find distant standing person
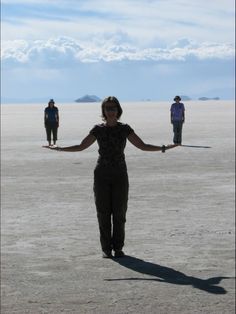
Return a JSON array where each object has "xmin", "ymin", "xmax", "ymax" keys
[
  {"xmin": 44, "ymin": 99, "xmax": 59, "ymax": 147},
  {"xmin": 170, "ymin": 96, "xmax": 185, "ymax": 145}
]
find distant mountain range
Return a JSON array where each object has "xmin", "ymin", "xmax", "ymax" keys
[
  {"xmin": 1, "ymin": 95, "xmax": 223, "ymax": 104},
  {"xmin": 74, "ymin": 94, "xmax": 221, "ymax": 103},
  {"xmin": 198, "ymin": 97, "xmax": 220, "ymax": 101},
  {"xmin": 177, "ymin": 95, "xmax": 220, "ymax": 101}
]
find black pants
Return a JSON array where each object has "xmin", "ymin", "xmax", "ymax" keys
[
  {"xmin": 93, "ymin": 165, "xmax": 129, "ymax": 252},
  {"xmin": 45, "ymin": 125, "xmax": 58, "ymax": 143},
  {"xmin": 172, "ymin": 121, "xmax": 183, "ymax": 144}
]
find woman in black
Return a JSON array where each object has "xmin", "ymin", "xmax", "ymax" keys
[{"xmin": 44, "ymin": 96, "xmax": 177, "ymax": 258}]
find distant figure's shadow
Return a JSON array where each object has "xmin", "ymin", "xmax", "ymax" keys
[
  {"xmin": 181, "ymin": 144, "xmax": 211, "ymax": 148},
  {"xmin": 106, "ymin": 256, "xmax": 230, "ymax": 294}
]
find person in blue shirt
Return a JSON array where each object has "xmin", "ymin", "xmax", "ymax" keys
[
  {"xmin": 170, "ymin": 96, "xmax": 185, "ymax": 145},
  {"xmin": 44, "ymin": 99, "xmax": 59, "ymax": 147}
]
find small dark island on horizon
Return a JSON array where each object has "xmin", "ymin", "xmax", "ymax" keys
[
  {"xmin": 198, "ymin": 97, "xmax": 220, "ymax": 101},
  {"xmin": 179, "ymin": 95, "xmax": 192, "ymax": 101},
  {"xmin": 75, "ymin": 95, "xmax": 101, "ymax": 103}
]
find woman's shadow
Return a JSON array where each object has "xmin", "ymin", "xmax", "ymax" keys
[{"xmin": 106, "ymin": 256, "xmax": 231, "ymax": 294}]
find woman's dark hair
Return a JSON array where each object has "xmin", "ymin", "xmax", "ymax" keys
[{"xmin": 101, "ymin": 96, "xmax": 123, "ymax": 121}]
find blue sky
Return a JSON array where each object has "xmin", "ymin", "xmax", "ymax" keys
[{"xmin": 1, "ymin": 0, "xmax": 235, "ymax": 102}]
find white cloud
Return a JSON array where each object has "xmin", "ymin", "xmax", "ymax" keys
[{"xmin": 1, "ymin": 37, "xmax": 234, "ymax": 67}]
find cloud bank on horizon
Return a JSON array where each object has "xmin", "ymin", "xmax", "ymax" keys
[{"xmin": 1, "ymin": 0, "xmax": 235, "ymax": 101}]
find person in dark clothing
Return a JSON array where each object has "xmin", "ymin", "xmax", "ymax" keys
[
  {"xmin": 170, "ymin": 96, "xmax": 185, "ymax": 145},
  {"xmin": 43, "ymin": 96, "xmax": 177, "ymax": 258},
  {"xmin": 44, "ymin": 99, "xmax": 59, "ymax": 146}
]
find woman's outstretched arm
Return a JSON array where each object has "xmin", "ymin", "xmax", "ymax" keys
[
  {"xmin": 43, "ymin": 134, "xmax": 96, "ymax": 152},
  {"xmin": 128, "ymin": 132, "xmax": 177, "ymax": 152}
]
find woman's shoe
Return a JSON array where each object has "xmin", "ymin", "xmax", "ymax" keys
[
  {"xmin": 114, "ymin": 250, "xmax": 125, "ymax": 258},
  {"xmin": 102, "ymin": 250, "xmax": 113, "ymax": 258}
]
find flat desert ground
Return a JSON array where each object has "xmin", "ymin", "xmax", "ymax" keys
[{"xmin": 1, "ymin": 101, "xmax": 235, "ymax": 314}]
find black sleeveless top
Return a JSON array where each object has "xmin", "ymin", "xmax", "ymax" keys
[{"xmin": 89, "ymin": 122, "xmax": 134, "ymax": 167}]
